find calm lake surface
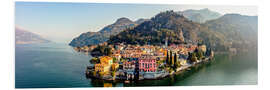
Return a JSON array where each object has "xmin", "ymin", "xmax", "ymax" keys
[{"xmin": 15, "ymin": 43, "xmax": 257, "ymax": 88}]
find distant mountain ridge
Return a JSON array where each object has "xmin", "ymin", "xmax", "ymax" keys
[
  {"xmin": 178, "ymin": 8, "xmax": 222, "ymax": 23},
  {"xmin": 204, "ymin": 14, "xmax": 258, "ymax": 50},
  {"xmin": 15, "ymin": 27, "xmax": 50, "ymax": 44},
  {"xmin": 69, "ymin": 18, "xmax": 149, "ymax": 47}
]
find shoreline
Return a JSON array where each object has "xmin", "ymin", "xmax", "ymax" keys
[{"xmin": 85, "ymin": 57, "xmax": 213, "ymax": 82}]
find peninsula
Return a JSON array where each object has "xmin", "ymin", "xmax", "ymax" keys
[{"xmin": 83, "ymin": 42, "xmax": 214, "ymax": 81}]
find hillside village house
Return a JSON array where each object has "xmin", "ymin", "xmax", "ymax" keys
[{"xmin": 121, "ymin": 50, "xmax": 143, "ymax": 58}]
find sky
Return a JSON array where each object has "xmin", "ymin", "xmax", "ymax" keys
[{"xmin": 15, "ymin": 2, "xmax": 257, "ymax": 43}]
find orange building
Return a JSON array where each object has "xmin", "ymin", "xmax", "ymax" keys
[{"xmin": 100, "ymin": 56, "xmax": 113, "ymax": 65}]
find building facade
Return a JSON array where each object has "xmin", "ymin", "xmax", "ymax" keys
[
  {"xmin": 94, "ymin": 56, "xmax": 113, "ymax": 72},
  {"xmin": 139, "ymin": 57, "xmax": 157, "ymax": 72}
]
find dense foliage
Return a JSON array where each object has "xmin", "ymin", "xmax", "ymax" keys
[{"xmin": 91, "ymin": 45, "xmax": 112, "ymax": 56}]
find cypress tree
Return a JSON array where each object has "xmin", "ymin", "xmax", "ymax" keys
[
  {"xmin": 170, "ymin": 51, "xmax": 173, "ymax": 66},
  {"xmin": 166, "ymin": 50, "xmax": 169, "ymax": 65},
  {"xmin": 174, "ymin": 53, "xmax": 177, "ymax": 67}
]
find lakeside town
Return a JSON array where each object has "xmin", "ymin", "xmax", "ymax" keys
[
  {"xmin": 68, "ymin": 10, "xmax": 256, "ymax": 83},
  {"xmin": 14, "ymin": 2, "xmax": 258, "ymax": 88},
  {"xmin": 73, "ymin": 40, "xmax": 214, "ymax": 82}
]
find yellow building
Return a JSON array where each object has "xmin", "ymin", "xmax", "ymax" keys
[
  {"xmin": 100, "ymin": 56, "xmax": 113, "ymax": 65},
  {"xmin": 95, "ymin": 64, "xmax": 111, "ymax": 72},
  {"xmin": 94, "ymin": 56, "xmax": 113, "ymax": 72}
]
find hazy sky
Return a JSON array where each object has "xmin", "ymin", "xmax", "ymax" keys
[{"xmin": 15, "ymin": 2, "xmax": 257, "ymax": 43}]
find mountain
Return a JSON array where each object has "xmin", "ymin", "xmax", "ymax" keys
[
  {"xmin": 70, "ymin": 10, "xmax": 257, "ymax": 52},
  {"xmin": 178, "ymin": 8, "xmax": 222, "ymax": 23},
  {"xmin": 204, "ymin": 14, "xmax": 258, "ymax": 50},
  {"xmin": 69, "ymin": 17, "xmax": 137, "ymax": 47},
  {"xmin": 108, "ymin": 11, "xmax": 226, "ymax": 50},
  {"xmin": 108, "ymin": 11, "xmax": 257, "ymax": 52},
  {"xmin": 135, "ymin": 18, "xmax": 151, "ymax": 24},
  {"xmin": 15, "ymin": 27, "xmax": 50, "ymax": 44}
]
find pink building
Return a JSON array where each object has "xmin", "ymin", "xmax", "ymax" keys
[{"xmin": 139, "ymin": 58, "xmax": 157, "ymax": 72}]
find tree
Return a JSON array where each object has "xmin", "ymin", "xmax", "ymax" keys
[
  {"xmin": 196, "ymin": 49, "xmax": 204, "ymax": 60},
  {"xmin": 120, "ymin": 58, "xmax": 124, "ymax": 62},
  {"xmin": 169, "ymin": 51, "xmax": 173, "ymax": 65},
  {"xmin": 206, "ymin": 48, "xmax": 212, "ymax": 57},
  {"xmin": 99, "ymin": 45, "xmax": 105, "ymax": 54},
  {"xmin": 113, "ymin": 57, "xmax": 117, "ymax": 63},
  {"xmin": 176, "ymin": 61, "xmax": 181, "ymax": 67},
  {"xmin": 174, "ymin": 53, "xmax": 177, "ymax": 68},
  {"xmin": 111, "ymin": 71, "xmax": 116, "ymax": 77},
  {"xmin": 104, "ymin": 47, "xmax": 112, "ymax": 56},
  {"xmin": 191, "ymin": 53, "xmax": 197, "ymax": 63},
  {"xmin": 169, "ymin": 67, "xmax": 174, "ymax": 73},
  {"xmin": 90, "ymin": 57, "xmax": 100, "ymax": 64},
  {"xmin": 166, "ymin": 50, "xmax": 170, "ymax": 66}
]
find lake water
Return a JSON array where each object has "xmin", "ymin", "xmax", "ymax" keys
[{"xmin": 15, "ymin": 43, "xmax": 257, "ymax": 88}]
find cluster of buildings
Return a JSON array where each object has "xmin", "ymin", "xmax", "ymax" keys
[
  {"xmin": 94, "ymin": 56, "xmax": 119, "ymax": 73},
  {"xmin": 88, "ymin": 43, "xmax": 206, "ymax": 80}
]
